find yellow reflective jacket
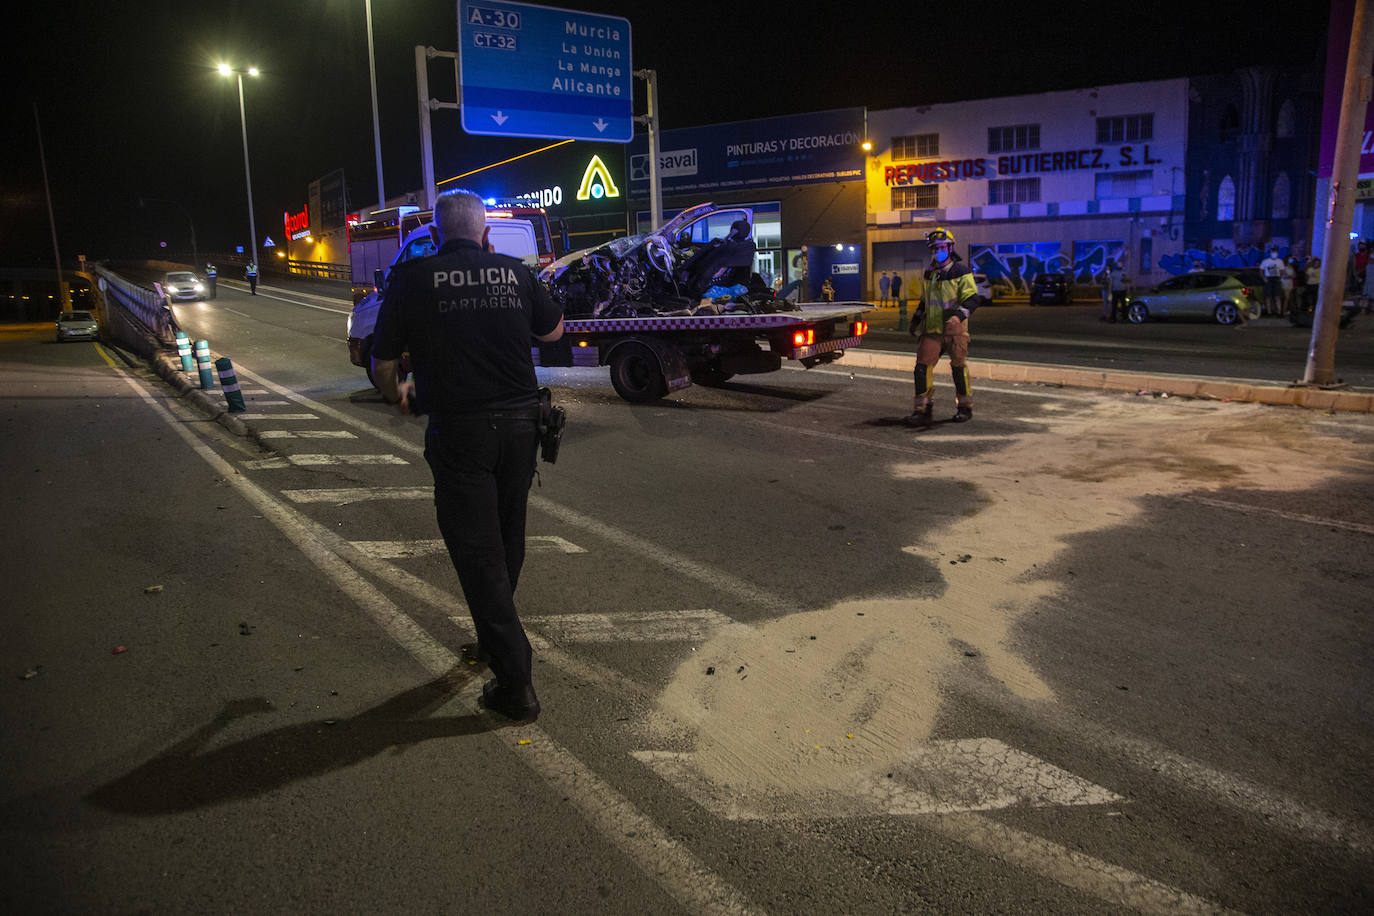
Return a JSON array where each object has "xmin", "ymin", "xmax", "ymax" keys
[{"xmin": 917, "ymin": 261, "xmax": 979, "ymax": 334}]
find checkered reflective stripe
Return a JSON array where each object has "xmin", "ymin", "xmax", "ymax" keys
[
  {"xmin": 564, "ymin": 314, "xmax": 808, "ymax": 332},
  {"xmin": 793, "ymin": 335, "xmax": 862, "ymax": 360}
]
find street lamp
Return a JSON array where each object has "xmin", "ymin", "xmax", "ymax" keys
[
  {"xmin": 365, "ymin": 0, "xmax": 386, "ymax": 211},
  {"xmin": 218, "ymin": 63, "xmax": 261, "ymax": 272}
]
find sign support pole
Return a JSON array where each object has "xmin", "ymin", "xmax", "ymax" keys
[{"xmin": 634, "ymin": 69, "xmax": 662, "ymax": 231}]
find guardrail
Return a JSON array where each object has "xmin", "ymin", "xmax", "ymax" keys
[
  {"xmin": 285, "ymin": 258, "xmax": 350, "ymax": 281},
  {"xmin": 91, "ymin": 264, "xmax": 178, "ymax": 357}
]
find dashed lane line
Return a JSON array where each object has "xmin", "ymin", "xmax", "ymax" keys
[{"xmin": 116, "ymin": 365, "xmax": 765, "ymax": 916}]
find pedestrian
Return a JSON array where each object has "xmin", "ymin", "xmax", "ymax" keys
[
  {"xmin": 244, "ymin": 262, "xmax": 259, "ymax": 295},
  {"xmin": 1111, "ymin": 259, "xmax": 1130, "ymax": 321},
  {"xmin": 905, "ymin": 227, "xmax": 988, "ymax": 427},
  {"xmin": 1304, "ymin": 257, "xmax": 1321, "ymax": 311},
  {"xmin": 205, "ymin": 263, "xmax": 218, "ymax": 299},
  {"xmin": 890, "ymin": 272, "xmax": 903, "ymax": 311},
  {"xmin": 821, "ymin": 276, "xmax": 835, "ymax": 302},
  {"xmin": 878, "ymin": 271, "xmax": 890, "ymax": 307},
  {"xmin": 1259, "ymin": 247, "xmax": 1284, "ymax": 316},
  {"xmin": 372, "ymin": 188, "xmax": 564, "ymax": 723},
  {"xmin": 1354, "ymin": 241, "xmax": 1371, "ymax": 313},
  {"xmin": 1099, "ymin": 262, "xmax": 1114, "ymax": 322},
  {"xmin": 1281, "ymin": 257, "xmax": 1296, "ymax": 316}
]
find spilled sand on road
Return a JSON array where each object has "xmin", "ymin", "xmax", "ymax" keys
[{"xmin": 649, "ymin": 397, "xmax": 1372, "ymax": 798}]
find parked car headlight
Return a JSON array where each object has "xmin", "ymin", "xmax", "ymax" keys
[{"xmin": 194, "ymin": 283, "xmax": 204, "ymax": 292}]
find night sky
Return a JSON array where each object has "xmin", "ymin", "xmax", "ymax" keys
[{"xmin": 3, "ymin": 0, "xmax": 1332, "ymax": 268}]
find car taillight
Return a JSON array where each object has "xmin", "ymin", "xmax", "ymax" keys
[
  {"xmin": 1241, "ymin": 287, "xmax": 1253, "ymax": 298},
  {"xmin": 792, "ymin": 328, "xmax": 815, "ymax": 347}
]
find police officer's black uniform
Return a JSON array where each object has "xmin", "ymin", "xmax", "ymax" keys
[{"xmin": 372, "ymin": 238, "xmax": 561, "ymax": 718}]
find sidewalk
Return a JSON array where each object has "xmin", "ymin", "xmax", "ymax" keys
[{"xmin": 843, "ymin": 345, "xmax": 1374, "ymax": 413}]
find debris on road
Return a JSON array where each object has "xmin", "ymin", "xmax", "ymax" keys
[
  {"xmin": 144, "ymin": 585, "xmax": 163, "ymax": 594},
  {"xmin": 238, "ymin": 622, "xmax": 255, "ymax": 636},
  {"xmin": 112, "ymin": 646, "xmax": 128, "ymax": 655},
  {"xmin": 18, "ymin": 666, "xmax": 41, "ymax": 680}
]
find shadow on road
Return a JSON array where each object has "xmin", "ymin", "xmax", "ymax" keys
[{"xmin": 84, "ymin": 667, "xmax": 506, "ymax": 816}]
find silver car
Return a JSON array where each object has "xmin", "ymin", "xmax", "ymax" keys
[
  {"xmin": 1125, "ymin": 271, "xmax": 1261, "ymax": 326},
  {"xmin": 56, "ymin": 310, "xmax": 98, "ymax": 341},
  {"xmin": 164, "ymin": 271, "xmax": 205, "ymax": 302}
]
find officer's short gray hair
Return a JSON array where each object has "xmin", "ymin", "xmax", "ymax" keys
[{"xmin": 434, "ymin": 189, "xmax": 486, "ymax": 244}]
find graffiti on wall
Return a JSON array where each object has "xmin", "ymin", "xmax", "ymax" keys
[
  {"xmin": 968, "ymin": 242, "xmax": 1066, "ymax": 293},
  {"xmin": 970, "ymin": 240, "xmax": 1128, "ymax": 291},
  {"xmin": 1158, "ymin": 241, "xmax": 1293, "ymax": 275}
]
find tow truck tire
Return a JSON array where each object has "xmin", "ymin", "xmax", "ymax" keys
[
  {"xmin": 363, "ymin": 336, "xmax": 376, "ymax": 386},
  {"xmin": 609, "ymin": 342, "xmax": 668, "ymax": 403},
  {"xmin": 690, "ymin": 366, "xmax": 735, "ymax": 387}
]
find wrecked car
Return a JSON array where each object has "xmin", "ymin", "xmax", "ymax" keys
[{"xmin": 538, "ymin": 202, "xmax": 797, "ymax": 319}]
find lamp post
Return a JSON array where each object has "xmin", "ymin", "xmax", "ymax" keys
[
  {"xmin": 365, "ymin": 0, "xmax": 386, "ymax": 211},
  {"xmin": 218, "ymin": 63, "xmax": 260, "ymax": 272}
]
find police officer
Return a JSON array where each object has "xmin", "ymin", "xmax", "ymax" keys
[
  {"xmin": 373, "ymin": 188, "xmax": 564, "ymax": 723},
  {"xmin": 205, "ymin": 263, "xmax": 217, "ymax": 299},
  {"xmin": 905, "ymin": 227, "xmax": 988, "ymax": 427},
  {"xmin": 244, "ymin": 261, "xmax": 259, "ymax": 295}
]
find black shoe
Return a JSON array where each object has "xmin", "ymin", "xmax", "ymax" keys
[
  {"xmin": 480, "ymin": 679, "xmax": 540, "ymax": 722},
  {"xmin": 952, "ymin": 406, "xmax": 973, "ymax": 423},
  {"xmin": 903, "ymin": 407, "xmax": 934, "ymax": 428}
]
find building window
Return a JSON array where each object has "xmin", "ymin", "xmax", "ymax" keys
[
  {"xmin": 988, "ymin": 178, "xmax": 1041, "ymax": 204},
  {"xmin": 1276, "ymin": 100, "xmax": 1296, "ymax": 139},
  {"xmin": 1217, "ymin": 175, "xmax": 1236, "ymax": 221},
  {"xmin": 1272, "ymin": 172, "xmax": 1290, "ymax": 220},
  {"xmin": 892, "ymin": 133, "xmax": 939, "ymax": 161},
  {"xmin": 1096, "ymin": 113, "xmax": 1154, "ymax": 144},
  {"xmin": 988, "ymin": 124, "xmax": 1040, "ymax": 153},
  {"xmin": 1095, "ymin": 168, "xmax": 1154, "ymax": 199},
  {"xmin": 892, "ymin": 185, "xmax": 939, "ymax": 209}
]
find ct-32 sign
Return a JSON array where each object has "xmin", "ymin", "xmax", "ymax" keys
[{"xmin": 458, "ymin": 0, "xmax": 633, "ymax": 142}]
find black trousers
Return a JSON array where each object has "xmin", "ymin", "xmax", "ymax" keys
[{"xmin": 425, "ymin": 413, "xmax": 540, "ymax": 688}]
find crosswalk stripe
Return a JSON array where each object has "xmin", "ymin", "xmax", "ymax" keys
[
  {"xmin": 522, "ymin": 609, "xmax": 746, "ymax": 643},
  {"xmin": 352, "ymin": 535, "xmax": 587, "ymax": 559},
  {"xmin": 244, "ymin": 454, "xmax": 407, "ymax": 469},
  {"xmin": 282, "ymin": 486, "xmax": 431, "ymax": 503},
  {"xmin": 233, "ymin": 413, "xmax": 319, "ymax": 420},
  {"xmin": 247, "ymin": 399, "xmax": 291, "ymax": 405},
  {"xmin": 259, "ymin": 430, "xmax": 357, "ymax": 440}
]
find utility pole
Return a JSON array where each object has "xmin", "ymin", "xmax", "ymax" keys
[
  {"xmin": 34, "ymin": 102, "xmax": 71, "ymax": 311},
  {"xmin": 1304, "ymin": 0, "xmax": 1374, "ymax": 385}
]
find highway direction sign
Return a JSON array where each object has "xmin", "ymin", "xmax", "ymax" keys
[{"xmin": 458, "ymin": 0, "xmax": 634, "ymax": 142}]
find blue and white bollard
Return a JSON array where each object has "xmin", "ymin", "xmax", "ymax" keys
[
  {"xmin": 176, "ymin": 332, "xmax": 194, "ymax": 372},
  {"xmin": 194, "ymin": 339, "xmax": 215, "ymax": 390},
  {"xmin": 215, "ymin": 357, "xmax": 246, "ymax": 412}
]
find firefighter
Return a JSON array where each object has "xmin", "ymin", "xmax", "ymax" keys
[
  {"xmin": 204, "ymin": 263, "xmax": 217, "ymax": 299},
  {"xmin": 244, "ymin": 261, "xmax": 259, "ymax": 295},
  {"xmin": 905, "ymin": 227, "xmax": 988, "ymax": 427}
]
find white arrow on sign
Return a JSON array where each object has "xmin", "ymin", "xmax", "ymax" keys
[
  {"xmin": 492, "ymin": 111, "xmax": 509, "ymax": 126},
  {"xmin": 593, "ymin": 118, "xmax": 608, "ymax": 132}
]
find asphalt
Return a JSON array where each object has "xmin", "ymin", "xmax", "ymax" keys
[{"xmin": 136, "ymin": 277, "xmax": 1374, "ymax": 430}]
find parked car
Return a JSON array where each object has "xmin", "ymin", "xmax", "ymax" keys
[
  {"xmin": 1029, "ymin": 271, "xmax": 1071, "ymax": 305},
  {"xmin": 163, "ymin": 271, "xmax": 205, "ymax": 302},
  {"xmin": 1124, "ymin": 272, "xmax": 1261, "ymax": 326},
  {"xmin": 55, "ymin": 310, "xmax": 98, "ymax": 342}
]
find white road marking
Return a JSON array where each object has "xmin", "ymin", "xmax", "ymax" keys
[
  {"xmin": 225, "ymin": 360, "xmax": 1369, "ymax": 894},
  {"xmin": 1181, "ymin": 493, "xmax": 1374, "ymax": 536},
  {"xmin": 523, "ymin": 609, "xmax": 749, "ymax": 643},
  {"xmin": 283, "ymin": 486, "xmax": 431, "ymax": 503},
  {"xmin": 243, "ymin": 454, "xmax": 406, "ymax": 469},
  {"xmin": 246, "ymin": 399, "xmax": 290, "ymax": 405},
  {"xmin": 803, "ymin": 364, "xmax": 1090, "ymax": 399},
  {"xmin": 259, "ymin": 430, "xmax": 356, "ymax": 440},
  {"xmin": 232, "ymin": 412, "xmax": 319, "ymax": 421},
  {"xmin": 216, "ymin": 282, "xmax": 351, "ymax": 314},
  {"xmin": 353, "ymin": 535, "xmax": 585, "ymax": 559},
  {"xmin": 117, "ymin": 365, "xmax": 763, "ymax": 916},
  {"xmin": 223, "ymin": 307, "xmax": 252, "ymax": 318}
]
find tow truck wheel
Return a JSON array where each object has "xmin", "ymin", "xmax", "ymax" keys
[
  {"xmin": 690, "ymin": 366, "xmax": 734, "ymax": 387},
  {"xmin": 609, "ymin": 343, "xmax": 668, "ymax": 403}
]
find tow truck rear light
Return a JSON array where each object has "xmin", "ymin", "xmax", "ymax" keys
[
  {"xmin": 577, "ymin": 339, "xmax": 589, "ymax": 347},
  {"xmin": 792, "ymin": 328, "xmax": 815, "ymax": 347},
  {"xmin": 853, "ymin": 320, "xmax": 868, "ymax": 336}
]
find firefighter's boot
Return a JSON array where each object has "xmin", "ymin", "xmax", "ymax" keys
[
  {"xmin": 952, "ymin": 405, "xmax": 973, "ymax": 423},
  {"xmin": 905, "ymin": 405, "xmax": 935, "ymax": 428}
]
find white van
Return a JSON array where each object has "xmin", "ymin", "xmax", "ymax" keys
[{"xmin": 347, "ymin": 214, "xmax": 539, "ymax": 385}]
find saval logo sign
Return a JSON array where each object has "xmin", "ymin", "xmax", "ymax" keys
[
  {"xmin": 577, "ymin": 155, "xmax": 620, "ymax": 201},
  {"xmin": 630, "ymin": 148, "xmax": 698, "ymax": 181},
  {"xmin": 832, "ymin": 264, "xmax": 859, "ymax": 274}
]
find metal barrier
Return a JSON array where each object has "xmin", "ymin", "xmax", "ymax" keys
[
  {"xmin": 285, "ymin": 258, "xmax": 351, "ymax": 281},
  {"xmin": 91, "ymin": 264, "xmax": 179, "ymax": 356}
]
